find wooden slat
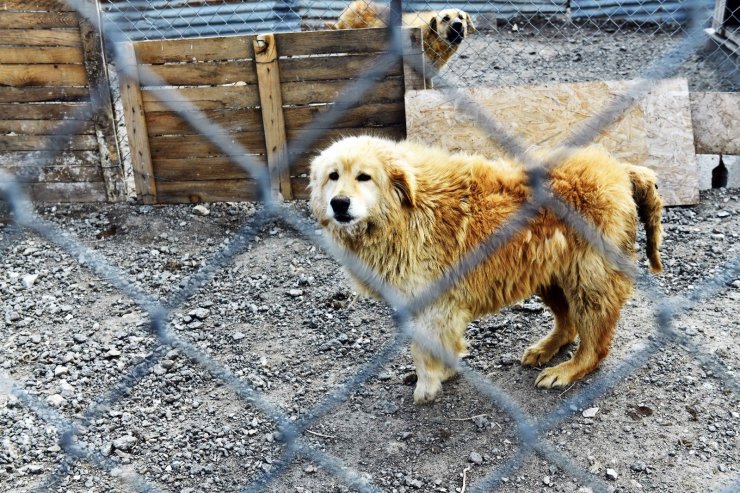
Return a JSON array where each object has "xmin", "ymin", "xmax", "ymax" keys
[
  {"xmin": 278, "ymin": 54, "xmax": 403, "ymax": 82},
  {"xmin": 140, "ymin": 61, "xmax": 257, "ymax": 87},
  {"xmin": 0, "ymin": 102, "xmax": 93, "ymax": 120},
  {"xmin": 0, "ymin": 86, "xmax": 89, "ymax": 103},
  {"xmin": 254, "ymin": 33, "xmax": 291, "ymax": 199},
  {"xmin": 0, "ymin": 46, "xmax": 84, "ymax": 64},
  {"xmin": 26, "ymin": 182, "xmax": 108, "ymax": 203},
  {"xmin": 1, "ymin": 1, "xmax": 76, "ymax": 11},
  {"xmin": 118, "ymin": 42, "xmax": 157, "ymax": 204},
  {"xmin": 281, "ymin": 78, "xmax": 405, "ymax": 106},
  {"xmin": 0, "ymin": 29, "xmax": 82, "ymax": 47},
  {"xmin": 155, "ymin": 179, "xmax": 258, "ymax": 204},
  {"xmin": 0, "ymin": 119, "xmax": 95, "ymax": 134},
  {"xmin": 3, "ymin": 164, "xmax": 102, "ymax": 183},
  {"xmin": 145, "ymin": 108, "xmax": 263, "ymax": 136},
  {"xmin": 285, "ymin": 126, "xmax": 405, "ymax": 151},
  {"xmin": 0, "ymin": 134, "xmax": 97, "ymax": 151},
  {"xmin": 290, "ymin": 176, "xmax": 310, "ymax": 200},
  {"xmin": 0, "ymin": 12, "xmax": 79, "ymax": 29},
  {"xmin": 153, "ymin": 157, "xmax": 257, "ymax": 181},
  {"xmin": 0, "ymin": 65, "xmax": 88, "ymax": 87},
  {"xmin": 141, "ymin": 86, "xmax": 260, "ymax": 112},
  {"xmin": 403, "ymin": 28, "xmax": 426, "ymax": 91},
  {"xmin": 149, "ymin": 132, "xmax": 267, "ymax": 159},
  {"xmin": 275, "ymin": 28, "xmax": 393, "ymax": 57},
  {"xmin": 0, "ymin": 150, "xmax": 99, "ymax": 167},
  {"xmin": 134, "ymin": 35, "xmax": 256, "ymax": 64},
  {"xmin": 283, "ymin": 102, "xmax": 406, "ymax": 130}
]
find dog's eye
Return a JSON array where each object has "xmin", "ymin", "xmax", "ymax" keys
[
  {"xmin": 357, "ymin": 173, "xmax": 371, "ymax": 182},
  {"xmin": 329, "ymin": 171, "xmax": 339, "ymax": 181},
  {"xmin": 442, "ymin": 15, "xmax": 450, "ymax": 22}
]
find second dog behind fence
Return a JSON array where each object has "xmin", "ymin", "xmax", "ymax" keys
[{"xmin": 309, "ymin": 136, "xmax": 664, "ymax": 404}]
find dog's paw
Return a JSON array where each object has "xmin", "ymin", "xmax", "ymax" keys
[
  {"xmin": 534, "ymin": 365, "xmax": 576, "ymax": 389},
  {"xmin": 521, "ymin": 344, "xmax": 557, "ymax": 367},
  {"xmin": 413, "ymin": 380, "xmax": 442, "ymax": 405}
]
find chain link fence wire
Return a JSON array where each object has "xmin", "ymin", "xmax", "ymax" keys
[{"xmin": 1, "ymin": 0, "xmax": 739, "ymax": 492}]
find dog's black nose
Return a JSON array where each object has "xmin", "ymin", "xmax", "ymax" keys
[
  {"xmin": 330, "ymin": 196, "xmax": 351, "ymax": 215},
  {"xmin": 448, "ymin": 21, "xmax": 465, "ymax": 43}
]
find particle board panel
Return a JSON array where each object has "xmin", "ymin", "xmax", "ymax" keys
[
  {"xmin": 690, "ymin": 91, "xmax": 740, "ymax": 155},
  {"xmin": 406, "ymin": 78, "xmax": 699, "ymax": 206}
]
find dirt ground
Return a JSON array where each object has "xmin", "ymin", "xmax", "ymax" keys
[{"xmin": 0, "ymin": 185, "xmax": 738, "ymax": 493}]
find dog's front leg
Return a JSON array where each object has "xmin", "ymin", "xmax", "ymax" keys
[{"xmin": 411, "ymin": 307, "xmax": 468, "ymax": 404}]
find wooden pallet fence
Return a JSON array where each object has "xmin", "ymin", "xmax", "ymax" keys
[
  {"xmin": 0, "ymin": 0, "xmax": 124, "ymax": 203},
  {"xmin": 121, "ymin": 27, "xmax": 425, "ymax": 204}
]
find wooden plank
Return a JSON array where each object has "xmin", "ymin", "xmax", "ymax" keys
[
  {"xmin": 0, "ymin": 134, "xmax": 97, "ymax": 151},
  {"xmin": 285, "ymin": 126, "xmax": 405, "ymax": 150},
  {"xmin": 0, "ymin": 12, "xmax": 79, "ymax": 29},
  {"xmin": 134, "ymin": 35, "xmax": 256, "ymax": 64},
  {"xmin": 80, "ymin": 7, "xmax": 125, "ymax": 202},
  {"xmin": 141, "ymin": 86, "xmax": 260, "ymax": 112},
  {"xmin": 140, "ymin": 61, "xmax": 257, "ymax": 87},
  {"xmin": 149, "ymin": 132, "xmax": 267, "ymax": 159},
  {"xmin": 0, "ymin": 102, "xmax": 93, "ymax": 120},
  {"xmin": 0, "ymin": 46, "xmax": 84, "ymax": 64},
  {"xmin": 118, "ymin": 42, "xmax": 157, "ymax": 204},
  {"xmin": 275, "ymin": 28, "xmax": 393, "ymax": 57},
  {"xmin": 254, "ymin": 33, "xmax": 291, "ymax": 200},
  {"xmin": 0, "ymin": 1, "xmax": 76, "ymax": 11},
  {"xmin": 402, "ymin": 27, "xmax": 426, "ymax": 91},
  {"xmin": 0, "ymin": 30, "xmax": 82, "ymax": 47},
  {"xmin": 155, "ymin": 179, "xmax": 259, "ymax": 204},
  {"xmin": 26, "ymin": 182, "xmax": 108, "ymax": 203},
  {"xmin": 0, "ymin": 150, "xmax": 99, "ymax": 167},
  {"xmin": 281, "ymin": 78, "xmax": 404, "ymax": 106},
  {"xmin": 278, "ymin": 53, "xmax": 403, "ymax": 82},
  {"xmin": 0, "ymin": 86, "xmax": 89, "ymax": 103},
  {"xmin": 0, "ymin": 65, "xmax": 88, "ymax": 87},
  {"xmin": 153, "ymin": 157, "xmax": 256, "ymax": 181},
  {"xmin": 690, "ymin": 91, "xmax": 740, "ymax": 155},
  {"xmin": 0, "ymin": 119, "xmax": 95, "ymax": 134},
  {"xmin": 283, "ymin": 102, "xmax": 406, "ymax": 131},
  {"xmin": 3, "ymin": 164, "xmax": 102, "ymax": 183},
  {"xmin": 145, "ymin": 107, "xmax": 263, "ymax": 136},
  {"xmin": 290, "ymin": 176, "xmax": 310, "ymax": 200}
]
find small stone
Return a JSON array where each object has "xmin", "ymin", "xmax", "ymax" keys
[
  {"xmin": 304, "ymin": 465, "xmax": 317, "ymax": 474},
  {"xmin": 113, "ymin": 435, "xmax": 137, "ymax": 452},
  {"xmin": 189, "ymin": 308, "xmax": 210, "ymax": 320},
  {"xmin": 192, "ymin": 205, "xmax": 210, "ymax": 216},
  {"xmin": 29, "ymin": 334, "xmax": 41, "ymax": 344},
  {"xmin": 404, "ymin": 476, "xmax": 423, "ymax": 488},
  {"xmin": 399, "ymin": 431, "xmax": 413, "ymax": 440},
  {"xmin": 543, "ymin": 475, "xmax": 553, "ymax": 486},
  {"xmin": 73, "ymin": 334, "xmax": 88, "ymax": 343},
  {"xmin": 22, "ymin": 274, "xmax": 39, "ymax": 289},
  {"xmin": 232, "ymin": 332, "xmax": 245, "ymax": 341},
  {"xmin": 106, "ymin": 349, "xmax": 122, "ymax": 358},
  {"xmin": 469, "ymin": 452, "xmax": 483, "ymax": 464},
  {"xmin": 25, "ymin": 464, "xmax": 44, "ymax": 475},
  {"xmin": 46, "ymin": 394, "xmax": 65, "ymax": 407},
  {"xmin": 717, "ymin": 210, "xmax": 730, "ymax": 218},
  {"xmin": 288, "ymin": 289, "xmax": 304, "ymax": 297},
  {"xmin": 582, "ymin": 407, "xmax": 599, "ymax": 418},
  {"xmin": 630, "ymin": 461, "xmax": 647, "ymax": 472},
  {"xmin": 54, "ymin": 365, "xmax": 68, "ymax": 377},
  {"xmin": 381, "ymin": 400, "xmax": 399, "ymax": 414},
  {"xmin": 499, "ymin": 353, "xmax": 517, "ymax": 365},
  {"xmin": 472, "ymin": 415, "xmax": 490, "ymax": 429},
  {"xmin": 605, "ymin": 468, "xmax": 618, "ymax": 481}
]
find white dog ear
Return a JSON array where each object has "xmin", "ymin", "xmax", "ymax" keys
[
  {"xmin": 389, "ymin": 160, "xmax": 417, "ymax": 208},
  {"xmin": 465, "ymin": 13, "xmax": 477, "ymax": 33}
]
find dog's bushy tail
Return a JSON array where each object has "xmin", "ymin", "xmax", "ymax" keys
[{"xmin": 626, "ymin": 164, "xmax": 663, "ymax": 273}]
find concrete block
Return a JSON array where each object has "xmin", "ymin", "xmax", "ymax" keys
[
  {"xmin": 723, "ymin": 155, "xmax": 740, "ymax": 189},
  {"xmin": 696, "ymin": 154, "xmax": 720, "ymax": 190}
]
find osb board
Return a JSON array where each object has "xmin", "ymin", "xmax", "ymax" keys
[
  {"xmin": 689, "ymin": 92, "xmax": 740, "ymax": 155},
  {"xmin": 406, "ymin": 79, "xmax": 698, "ymax": 206}
]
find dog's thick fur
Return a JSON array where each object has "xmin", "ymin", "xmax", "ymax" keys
[
  {"xmin": 328, "ymin": 1, "xmax": 475, "ymax": 74},
  {"xmin": 310, "ymin": 136, "xmax": 664, "ymax": 404}
]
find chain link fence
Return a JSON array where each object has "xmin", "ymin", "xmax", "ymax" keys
[{"xmin": 1, "ymin": 0, "xmax": 739, "ymax": 492}]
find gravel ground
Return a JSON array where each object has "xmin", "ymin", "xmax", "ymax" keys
[{"xmin": 1, "ymin": 186, "xmax": 738, "ymax": 493}]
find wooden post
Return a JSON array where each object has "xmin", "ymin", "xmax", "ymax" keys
[
  {"xmin": 402, "ymin": 27, "xmax": 426, "ymax": 91},
  {"xmin": 253, "ymin": 33, "xmax": 292, "ymax": 200},
  {"xmin": 79, "ymin": 0, "xmax": 126, "ymax": 202},
  {"xmin": 118, "ymin": 42, "xmax": 157, "ymax": 204}
]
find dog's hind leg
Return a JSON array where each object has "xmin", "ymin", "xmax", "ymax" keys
[
  {"xmin": 534, "ymin": 269, "xmax": 632, "ymax": 388},
  {"xmin": 411, "ymin": 306, "xmax": 468, "ymax": 404},
  {"xmin": 521, "ymin": 284, "xmax": 577, "ymax": 367}
]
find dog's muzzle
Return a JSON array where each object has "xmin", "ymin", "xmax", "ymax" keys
[
  {"xmin": 330, "ymin": 195, "xmax": 353, "ymax": 223},
  {"xmin": 447, "ymin": 22, "xmax": 465, "ymax": 44}
]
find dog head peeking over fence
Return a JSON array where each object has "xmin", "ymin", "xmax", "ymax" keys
[{"xmin": 310, "ymin": 135, "xmax": 664, "ymax": 404}]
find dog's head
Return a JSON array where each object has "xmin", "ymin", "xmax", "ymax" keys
[
  {"xmin": 309, "ymin": 136, "xmax": 416, "ymax": 238},
  {"xmin": 430, "ymin": 9, "xmax": 476, "ymax": 45}
]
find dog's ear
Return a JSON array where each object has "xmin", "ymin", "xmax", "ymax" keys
[
  {"xmin": 465, "ymin": 13, "xmax": 477, "ymax": 33},
  {"xmin": 389, "ymin": 160, "xmax": 417, "ymax": 208},
  {"xmin": 429, "ymin": 16, "xmax": 437, "ymax": 34}
]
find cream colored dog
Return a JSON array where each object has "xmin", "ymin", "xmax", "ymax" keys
[
  {"xmin": 328, "ymin": 1, "xmax": 476, "ymax": 84},
  {"xmin": 310, "ymin": 136, "xmax": 663, "ymax": 404}
]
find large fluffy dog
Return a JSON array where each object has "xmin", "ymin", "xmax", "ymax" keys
[
  {"xmin": 328, "ymin": 1, "xmax": 475, "ymax": 80},
  {"xmin": 310, "ymin": 136, "xmax": 664, "ymax": 404}
]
